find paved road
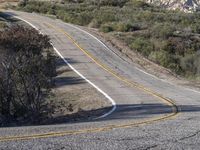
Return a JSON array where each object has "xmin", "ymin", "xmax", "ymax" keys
[{"xmin": 1, "ymin": 11, "xmax": 200, "ymax": 149}]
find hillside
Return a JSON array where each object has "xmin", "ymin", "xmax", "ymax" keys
[
  {"xmin": 145, "ymin": 0, "xmax": 200, "ymax": 12},
  {"xmin": 0, "ymin": 0, "xmax": 18, "ymax": 2},
  {"xmin": 17, "ymin": 0, "xmax": 200, "ymax": 79}
]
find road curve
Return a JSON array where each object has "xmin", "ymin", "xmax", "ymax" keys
[{"xmin": 1, "ymin": 11, "xmax": 200, "ymax": 149}]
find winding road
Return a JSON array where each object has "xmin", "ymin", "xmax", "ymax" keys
[{"xmin": 1, "ymin": 11, "xmax": 200, "ymax": 149}]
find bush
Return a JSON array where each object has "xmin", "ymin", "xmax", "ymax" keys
[
  {"xmin": 75, "ymin": 12, "xmax": 93, "ymax": 25},
  {"xmin": 0, "ymin": 26, "xmax": 56, "ymax": 125},
  {"xmin": 88, "ymin": 19, "xmax": 101, "ymax": 28},
  {"xmin": 100, "ymin": 23, "xmax": 114, "ymax": 32},
  {"xmin": 191, "ymin": 23, "xmax": 200, "ymax": 34},
  {"xmin": 149, "ymin": 50, "xmax": 171, "ymax": 67},
  {"xmin": 129, "ymin": 37, "xmax": 154, "ymax": 56},
  {"xmin": 0, "ymin": 21, "xmax": 7, "ymax": 29},
  {"xmin": 113, "ymin": 22, "xmax": 133, "ymax": 32},
  {"xmin": 180, "ymin": 53, "xmax": 200, "ymax": 76},
  {"xmin": 95, "ymin": 8, "xmax": 118, "ymax": 24},
  {"xmin": 113, "ymin": 22, "xmax": 141, "ymax": 32},
  {"xmin": 151, "ymin": 23, "xmax": 176, "ymax": 39},
  {"xmin": 91, "ymin": 0, "xmax": 128, "ymax": 7},
  {"xmin": 56, "ymin": 9, "xmax": 67, "ymax": 20},
  {"xmin": 131, "ymin": 0, "xmax": 150, "ymax": 8},
  {"xmin": 163, "ymin": 37, "xmax": 192, "ymax": 56}
]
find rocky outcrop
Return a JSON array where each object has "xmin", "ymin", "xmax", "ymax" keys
[{"xmin": 145, "ymin": 0, "xmax": 200, "ymax": 12}]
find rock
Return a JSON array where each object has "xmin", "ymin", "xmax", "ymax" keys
[{"xmin": 145, "ymin": 0, "xmax": 200, "ymax": 12}]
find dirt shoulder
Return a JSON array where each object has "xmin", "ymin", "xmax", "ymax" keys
[{"xmin": 47, "ymin": 57, "xmax": 112, "ymax": 124}]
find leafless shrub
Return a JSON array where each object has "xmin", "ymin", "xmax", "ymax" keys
[{"xmin": 0, "ymin": 25, "xmax": 56, "ymax": 125}]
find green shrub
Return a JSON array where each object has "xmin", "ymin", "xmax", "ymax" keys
[
  {"xmin": 100, "ymin": 23, "xmax": 114, "ymax": 33},
  {"xmin": 113, "ymin": 22, "xmax": 133, "ymax": 32},
  {"xmin": 180, "ymin": 53, "xmax": 200, "ymax": 76},
  {"xmin": 0, "ymin": 21, "xmax": 7, "ymax": 29},
  {"xmin": 65, "ymin": 0, "xmax": 84, "ymax": 3},
  {"xmin": 88, "ymin": 19, "xmax": 101, "ymax": 28},
  {"xmin": 129, "ymin": 37, "xmax": 154, "ymax": 56},
  {"xmin": 149, "ymin": 51, "xmax": 181, "ymax": 73},
  {"xmin": 130, "ymin": 0, "xmax": 150, "ymax": 8},
  {"xmin": 56, "ymin": 9, "xmax": 66, "ymax": 19},
  {"xmin": 191, "ymin": 23, "xmax": 200, "ymax": 34},
  {"xmin": 148, "ymin": 50, "xmax": 171, "ymax": 67},
  {"xmin": 163, "ymin": 37, "xmax": 191, "ymax": 56},
  {"xmin": 136, "ymin": 11, "xmax": 155, "ymax": 22},
  {"xmin": 76, "ymin": 12, "xmax": 93, "ymax": 25},
  {"xmin": 151, "ymin": 23, "xmax": 176, "ymax": 39},
  {"xmin": 95, "ymin": 9, "xmax": 118, "ymax": 24},
  {"xmin": 91, "ymin": 0, "xmax": 128, "ymax": 7}
]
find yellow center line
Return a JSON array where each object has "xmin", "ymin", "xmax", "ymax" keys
[
  {"xmin": 0, "ymin": 113, "xmax": 178, "ymax": 142},
  {"xmin": 0, "ymin": 16, "xmax": 180, "ymax": 142},
  {"xmin": 45, "ymin": 23, "xmax": 178, "ymax": 107}
]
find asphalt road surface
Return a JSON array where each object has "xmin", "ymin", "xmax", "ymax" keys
[{"xmin": 1, "ymin": 11, "xmax": 200, "ymax": 150}]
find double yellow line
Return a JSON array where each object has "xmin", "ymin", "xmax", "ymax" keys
[
  {"xmin": 0, "ymin": 19, "xmax": 180, "ymax": 142},
  {"xmin": 45, "ymin": 23, "xmax": 179, "ymax": 111}
]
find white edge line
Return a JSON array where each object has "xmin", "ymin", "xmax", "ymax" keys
[
  {"xmin": 65, "ymin": 23, "xmax": 200, "ymax": 94},
  {"xmin": 52, "ymin": 46, "xmax": 116, "ymax": 120},
  {"xmin": 12, "ymin": 15, "xmax": 117, "ymax": 120}
]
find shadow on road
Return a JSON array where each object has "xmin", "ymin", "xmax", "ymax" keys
[
  {"xmin": 0, "ymin": 103, "xmax": 197, "ymax": 127},
  {"xmin": 53, "ymin": 57, "xmax": 86, "ymax": 87},
  {"xmin": 54, "ymin": 76, "xmax": 86, "ymax": 87},
  {"xmin": 41, "ymin": 103, "xmax": 200, "ymax": 125},
  {"xmin": 45, "ymin": 103, "xmax": 172, "ymax": 124}
]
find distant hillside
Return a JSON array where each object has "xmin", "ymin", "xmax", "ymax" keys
[
  {"xmin": 17, "ymin": 0, "xmax": 200, "ymax": 79},
  {"xmin": 145, "ymin": 0, "xmax": 200, "ymax": 12},
  {"xmin": 0, "ymin": 0, "xmax": 19, "ymax": 2}
]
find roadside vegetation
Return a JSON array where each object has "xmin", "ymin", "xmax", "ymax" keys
[
  {"xmin": 17, "ymin": 0, "xmax": 200, "ymax": 79},
  {"xmin": 0, "ymin": 23, "xmax": 56, "ymax": 126},
  {"xmin": 0, "ymin": 15, "xmax": 110, "ymax": 126}
]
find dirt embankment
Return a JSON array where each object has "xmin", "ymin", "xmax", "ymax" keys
[{"xmin": 0, "ymin": 0, "xmax": 19, "ymax": 8}]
